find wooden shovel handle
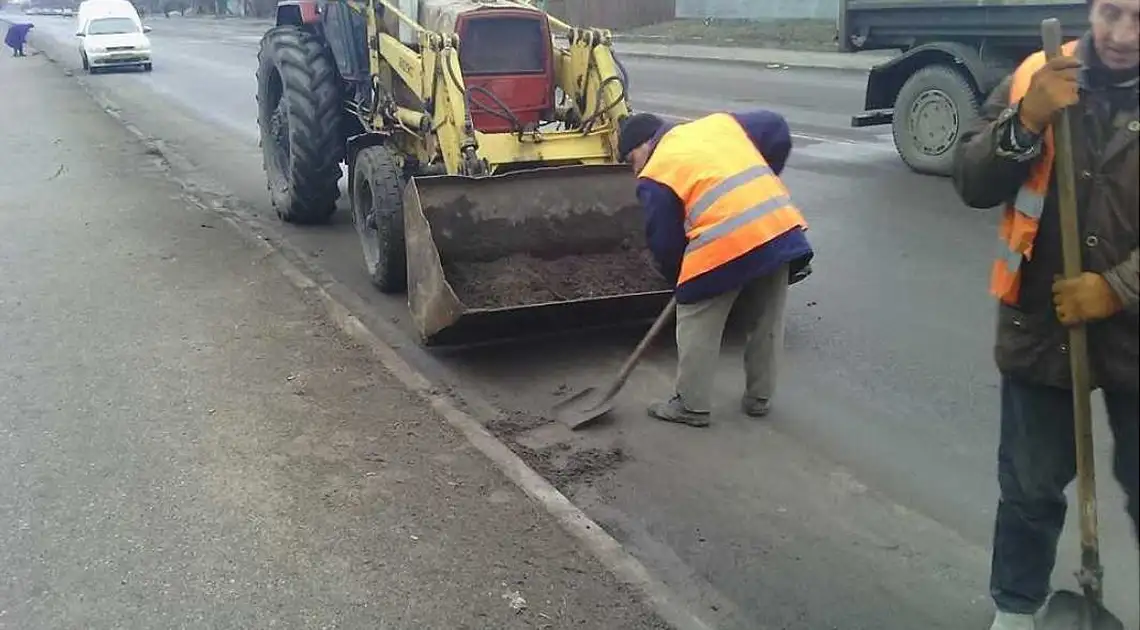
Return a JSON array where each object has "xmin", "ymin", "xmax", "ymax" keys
[
  {"xmin": 599, "ymin": 297, "xmax": 677, "ymax": 400},
  {"xmin": 1041, "ymin": 18, "xmax": 1103, "ymax": 600}
]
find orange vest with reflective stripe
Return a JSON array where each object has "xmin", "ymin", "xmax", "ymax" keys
[
  {"xmin": 991, "ymin": 40, "xmax": 1081, "ymax": 305},
  {"xmin": 638, "ymin": 113, "xmax": 808, "ymax": 285}
]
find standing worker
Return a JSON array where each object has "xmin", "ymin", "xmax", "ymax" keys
[
  {"xmin": 951, "ymin": 0, "xmax": 1139, "ymax": 628},
  {"xmin": 617, "ymin": 110, "xmax": 814, "ymax": 428},
  {"xmin": 4, "ymin": 22, "xmax": 34, "ymax": 57}
]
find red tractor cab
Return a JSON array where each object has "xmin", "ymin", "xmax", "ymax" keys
[{"xmin": 454, "ymin": 7, "xmax": 554, "ymax": 134}]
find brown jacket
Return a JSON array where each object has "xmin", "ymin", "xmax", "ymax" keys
[{"xmin": 952, "ymin": 38, "xmax": 1139, "ymax": 393}]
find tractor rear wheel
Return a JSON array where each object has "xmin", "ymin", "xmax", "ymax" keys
[
  {"xmin": 256, "ymin": 25, "xmax": 343, "ymax": 224},
  {"xmin": 351, "ymin": 145, "xmax": 407, "ymax": 293}
]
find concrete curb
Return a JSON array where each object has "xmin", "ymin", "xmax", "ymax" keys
[{"xmin": 5, "ymin": 18, "xmax": 718, "ymax": 630}]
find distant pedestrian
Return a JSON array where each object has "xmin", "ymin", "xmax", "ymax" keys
[
  {"xmin": 5, "ymin": 23, "xmax": 34, "ymax": 57},
  {"xmin": 618, "ymin": 110, "xmax": 814, "ymax": 428}
]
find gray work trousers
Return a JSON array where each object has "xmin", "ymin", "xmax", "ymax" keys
[{"xmin": 674, "ymin": 263, "xmax": 789, "ymax": 413}]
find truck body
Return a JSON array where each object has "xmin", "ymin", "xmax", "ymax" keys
[{"xmin": 841, "ymin": 0, "xmax": 1089, "ymax": 176}]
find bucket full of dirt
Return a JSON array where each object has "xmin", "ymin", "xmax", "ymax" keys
[{"xmin": 403, "ymin": 164, "xmax": 673, "ymax": 346}]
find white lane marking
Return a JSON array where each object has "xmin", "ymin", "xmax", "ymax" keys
[
  {"xmin": 793, "ymin": 132, "xmax": 858, "ymax": 145},
  {"xmin": 655, "ymin": 112, "xmax": 882, "ymax": 150},
  {"xmin": 790, "ymin": 139, "xmax": 899, "ymax": 163},
  {"xmin": 166, "ymin": 35, "xmax": 262, "ymax": 46}
]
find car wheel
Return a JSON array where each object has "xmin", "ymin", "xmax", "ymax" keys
[{"xmin": 142, "ymin": 62, "xmax": 152, "ymax": 72}]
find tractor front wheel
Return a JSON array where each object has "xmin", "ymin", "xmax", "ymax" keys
[
  {"xmin": 255, "ymin": 26, "xmax": 344, "ymax": 224},
  {"xmin": 351, "ymin": 145, "xmax": 407, "ymax": 293}
]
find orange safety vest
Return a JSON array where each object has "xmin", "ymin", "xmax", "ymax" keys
[
  {"xmin": 638, "ymin": 113, "xmax": 808, "ymax": 285},
  {"xmin": 991, "ymin": 40, "xmax": 1081, "ymax": 304}
]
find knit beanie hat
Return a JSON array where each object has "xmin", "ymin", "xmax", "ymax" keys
[{"xmin": 618, "ymin": 113, "xmax": 665, "ymax": 161}]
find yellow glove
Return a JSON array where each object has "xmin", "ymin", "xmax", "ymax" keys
[{"xmin": 1052, "ymin": 272, "xmax": 1123, "ymax": 326}]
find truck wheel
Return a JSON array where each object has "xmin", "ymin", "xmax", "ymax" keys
[
  {"xmin": 351, "ymin": 145, "xmax": 407, "ymax": 294},
  {"xmin": 892, "ymin": 65, "xmax": 979, "ymax": 177},
  {"xmin": 256, "ymin": 26, "xmax": 343, "ymax": 224}
]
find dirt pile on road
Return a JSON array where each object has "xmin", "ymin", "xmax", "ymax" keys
[{"xmin": 444, "ymin": 251, "xmax": 666, "ymax": 308}]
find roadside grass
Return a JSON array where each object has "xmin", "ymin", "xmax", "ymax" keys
[{"xmin": 621, "ymin": 18, "xmax": 840, "ymax": 52}]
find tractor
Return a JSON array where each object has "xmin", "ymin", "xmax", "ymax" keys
[{"xmin": 255, "ymin": 0, "xmax": 672, "ymax": 346}]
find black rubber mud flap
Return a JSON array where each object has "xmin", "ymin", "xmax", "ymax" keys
[
  {"xmin": 892, "ymin": 65, "xmax": 979, "ymax": 177},
  {"xmin": 351, "ymin": 145, "xmax": 407, "ymax": 293},
  {"xmin": 256, "ymin": 26, "xmax": 344, "ymax": 224}
]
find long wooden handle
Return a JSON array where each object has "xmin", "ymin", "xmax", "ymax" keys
[
  {"xmin": 599, "ymin": 298, "xmax": 677, "ymax": 400},
  {"xmin": 1041, "ymin": 18, "xmax": 1103, "ymax": 600}
]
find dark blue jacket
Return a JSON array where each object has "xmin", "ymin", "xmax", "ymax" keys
[
  {"xmin": 637, "ymin": 110, "xmax": 813, "ymax": 304},
  {"xmin": 5, "ymin": 23, "xmax": 34, "ymax": 49}
]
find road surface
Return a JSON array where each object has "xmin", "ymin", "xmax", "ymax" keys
[
  {"xmin": 0, "ymin": 48, "xmax": 675, "ymax": 630},
  {"xmin": 8, "ymin": 13, "xmax": 1138, "ymax": 629}
]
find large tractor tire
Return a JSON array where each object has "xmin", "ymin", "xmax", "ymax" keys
[
  {"xmin": 256, "ymin": 26, "xmax": 344, "ymax": 224},
  {"xmin": 351, "ymin": 145, "xmax": 407, "ymax": 293},
  {"xmin": 892, "ymin": 65, "xmax": 979, "ymax": 177}
]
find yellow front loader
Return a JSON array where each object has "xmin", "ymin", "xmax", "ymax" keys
[{"xmin": 256, "ymin": 0, "xmax": 671, "ymax": 346}]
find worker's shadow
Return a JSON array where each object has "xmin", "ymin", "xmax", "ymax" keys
[{"xmin": 445, "ymin": 300, "xmax": 761, "ymax": 377}]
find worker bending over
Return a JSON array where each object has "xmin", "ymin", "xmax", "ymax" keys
[
  {"xmin": 618, "ymin": 110, "xmax": 814, "ymax": 428},
  {"xmin": 951, "ymin": 0, "xmax": 1138, "ymax": 628},
  {"xmin": 5, "ymin": 23, "xmax": 34, "ymax": 57}
]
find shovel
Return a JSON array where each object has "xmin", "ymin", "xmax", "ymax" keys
[
  {"xmin": 1036, "ymin": 18, "xmax": 1124, "ymax": 630},
  {"xmin": 553, "ymin": 297, "xmax": 677, "ymax": 430}
]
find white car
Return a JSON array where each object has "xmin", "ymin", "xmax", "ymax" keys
[{"xmin": 77, "ymin": 15, "xmax": 151, "ymax": 73}]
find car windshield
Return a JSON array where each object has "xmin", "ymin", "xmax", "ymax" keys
[{"xmin": 86, "ymin": 17, "xmax": 138, "ymax": 35}]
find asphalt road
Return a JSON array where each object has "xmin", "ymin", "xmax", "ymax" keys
[{"xmin": 10, "ymin": 13, "xmax": 1138, "ymax": 629}]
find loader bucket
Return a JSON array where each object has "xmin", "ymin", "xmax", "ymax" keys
[{"xmin": 403, "ymin": 164, "xmax": 674, "ymax": 347}]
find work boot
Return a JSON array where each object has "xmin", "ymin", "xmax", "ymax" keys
[
  {"xmin": 647, "ymin": 396, "xmax": 710, "ymax": 428},
  {"xmin": 989, "ymin": 611, "xmax": 1035, "ymax": 630},
  {"xmin": 741, "ymin": 396, "xmax": 771, "ymax": 418}
]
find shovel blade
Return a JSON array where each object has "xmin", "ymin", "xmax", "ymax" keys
[
  {"xmin": 1039, "ymin": 590, "xmax": 1124, "ymax": 630},
  {"xmin": 552, "ymin": 387, "xmax": 615, "ymax": 430}
]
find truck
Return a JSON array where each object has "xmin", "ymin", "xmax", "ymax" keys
[{"xmin": 841, "ymin": 0, "xmax": 1089, "ymax": 176}]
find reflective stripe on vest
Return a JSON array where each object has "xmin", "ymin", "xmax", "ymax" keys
[
  {"xmin": 990, "ymin": 39, "xmax": 1080, "ymax": 305},
  {"xmin": 638, "ymin": 112, "xmax": 808, "ymax": 285},
  {"xmin": 685, "ymin": 164, "xmax": 776, "ymax": 229}
]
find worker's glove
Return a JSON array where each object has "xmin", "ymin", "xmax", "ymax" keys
[
  {"xmin": 1018, "ymin": 56, "xmax": 1081, "ymax": 134},
  {"xmin": 788, "ymin": 262, "xmax": 813, "ymax": 286},
  {"xmin": 1052, "ymin": 272, "xmax": 1123, "ymax": 326}
]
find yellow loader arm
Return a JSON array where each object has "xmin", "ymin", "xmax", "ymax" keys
[{"xmin": 347, "ymin": 0, "xmax": 632, "ymax": 176}]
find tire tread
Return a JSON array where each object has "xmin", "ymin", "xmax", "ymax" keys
[
  {"xmin": 352, "ymin": 145, "xmax": 407, "ymax": 293},
  {"xmin": 256, "ymin": 26, "xmax": 344, "ymax": 224}
]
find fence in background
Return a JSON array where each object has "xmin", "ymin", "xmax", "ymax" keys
[
  {"xmin": 545, "ymin": 0, "xmax": 677, "ymax": 30},
  {"xmin": 676, "ymin": 0, "xmax": 840, "ymax": 21}
]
